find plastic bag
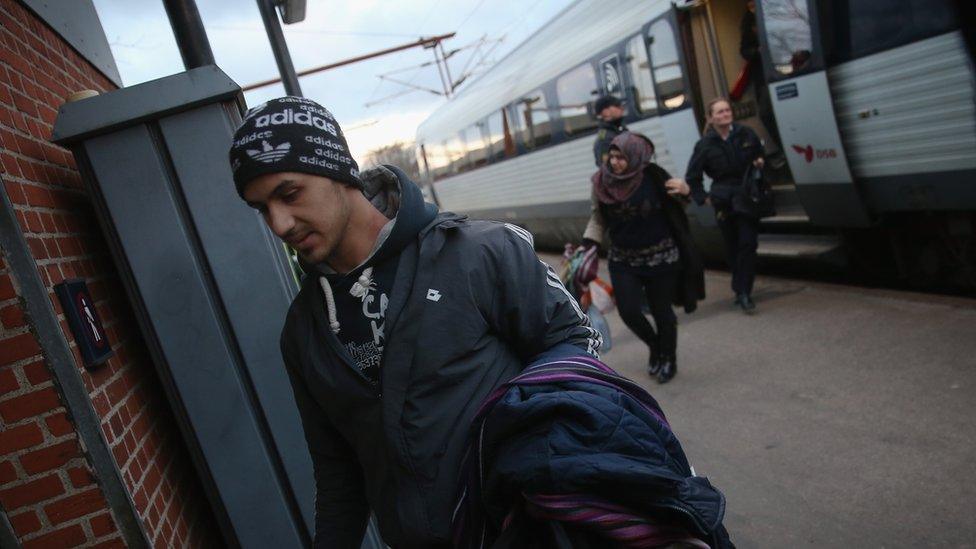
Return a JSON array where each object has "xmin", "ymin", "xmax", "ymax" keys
[
  {"xmin": 589, "ymin": 277, "xmax": 614, "ymax": 314},
  {"xmin": 586, "ymin": 304, "xmax": 612, "ymax": 352}
]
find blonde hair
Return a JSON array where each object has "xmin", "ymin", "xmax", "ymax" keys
[{"xmin": 704, "ymin": 97, "xmax": 732, "ymax": 135}]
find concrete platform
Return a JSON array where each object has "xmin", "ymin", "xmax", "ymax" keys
[{"xmin": 541, "ymin": 253, "xmax": 976, "ymax": 547}]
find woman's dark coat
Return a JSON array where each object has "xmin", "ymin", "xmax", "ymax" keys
[{"xmin": 583, "ymin": 163, "xmax": 706, "ymax": 313}]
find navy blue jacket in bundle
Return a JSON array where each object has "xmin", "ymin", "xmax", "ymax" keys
[{"xmin": 454, "ymin": 347, "xmax": 734, "ymax": 548}]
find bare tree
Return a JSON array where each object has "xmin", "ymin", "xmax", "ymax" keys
[{"xmin": 362, "ymin": 141, "xmax": 422, "ymax": 182}]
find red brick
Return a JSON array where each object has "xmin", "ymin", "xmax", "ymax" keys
[
  {"xmin": 89, "ymin": 512, "xmax": 116, "ymax": 537},
  {"xmin": 11, "ymin": 91, "xmax": 35, "ymax": 117},
  {"xmin": 20, "ymin": 439, "xmax": 79, "ymax": 475},
  {"xmin": 0, "ymin": 366, "xmax": 18, "ymax": 393},
  {"xmin": 132, "ymin": 486, "xmax": 147, "ymax": 511},
  {"xmin": 91, "ymin": 392, "xmax": 110, "ymax": 417},
  {"xmin": 0, "ymin": 152, "xmax": 20, "ymax": 178},
  {"xmin": 22, "ymin": 359, "xmax": 49, "ymax": 386},
  {"xmin": 0, "ymin": 304, "xmax": 25, "ymax": 329},
  {"xmin": 0, "ymin": 460, "xmax": 17, "ymax": 484},
  {"xmin": 0, "ymin": 272, "xmax": 16, "ymax": 300},
  {"xmin": 21, "ymin": 523, "xmax": 85, "ymax": 549},
  {"xmin": 24, "ymin": 236, "xmax": 46, "ymax": 260},
  {"xmin": 0, "ymin": 421, "xmax": 43, "ymax": 454},
  {"xmin": 0, "ymin": 332, "xmax": 40, "ymax": 366},
  {"xmin": 43, "ymin": 486, "xmax": 106, "ymax": 525},
  {"xmin": 111, "ymin": 440, "xmax": 127, "ymax": 467},
  {"xmin": 160, "ymin": 519, "xmax": 174, "ymax": 544},
  {"xmin": 0, "ymin": 473, "xmax": 63, "ymax": 509},
  {"xmin": 68, "ymin": 465, "xmax": 93, "ymax": 489},
  {"xmin": 8, "ymin": 509, "xmax": 41, "ymax": 536},
  {"xmin": 90, "ymin": 538, "xmax": 126, "ymax": 549},
  {"xmin": 44, "ymin": 411, "xmax": 73, "ymax": 437},
  {"xmin": 104, "ymin": 375, "xmax": 128, "ymax": 405},
  {"xmin": 0, "ymin": 386, "xmax": 59, "ymax": 422},
  {"xmin": 21, "ymin": 184, "xmax": 53, "ymax": 208}
]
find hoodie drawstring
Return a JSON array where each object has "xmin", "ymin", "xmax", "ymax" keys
[
  {"xmin": 318, "ymin": 267, "xmax": 374, "ymax": 334},
  {"xmin": 319, "ymin": 277, "xmax": 341, "ymax": 334}
]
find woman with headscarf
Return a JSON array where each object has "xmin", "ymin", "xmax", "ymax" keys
[{"xmin": 582, "ymin": 132, "xmax": 705, "ymax": 383}]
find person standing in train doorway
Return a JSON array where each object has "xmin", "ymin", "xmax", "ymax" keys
[
  {"xmin": 583, "ymin": 132, "xmax": 705, "ymax": 383},
  {"xmin": 227, "ymin": 96, "xmax": 601, "ymax": 549},
  {"xmin": 592, "ymin": 95, "xmax": 628, "ymax": 166},
  {"xmin": 739, "ymin": 0, "xmax": 784, "ymax": 162},
  {"xmin": 686, "ymin": 97, "xmax": 765, "ymax": 313}
]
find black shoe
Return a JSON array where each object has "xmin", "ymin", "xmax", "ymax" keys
[
  {"xmin": 657, "ymin": 359, "xmax": 676, "ymax": 384},
  {"xmin": 647, "ymin": 352, "xmax": 661, "ymax": 376},
  {"xmin": 739, "ymin": 294, "xmax": 757, "ymax": 314}
]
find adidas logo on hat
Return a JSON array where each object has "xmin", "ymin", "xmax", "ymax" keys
[{"xmin": 246, "ymin": 140, "xmax": 291, "ymax": 163}]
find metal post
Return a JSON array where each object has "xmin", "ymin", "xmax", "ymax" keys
[
  {"xmin": 431, "ymin": 44, "xmax": 451, "ymax": 98},
  {"xmin": 162, "ymin": 0, "xmax": 215, "ymax": 69},
  {"xmin": 256, "ymin": 0, "xmax": 303, "ymax": 96},
  {"xmin": 438, "ymin": 42, "xmax": 455, "ymax": 93}
]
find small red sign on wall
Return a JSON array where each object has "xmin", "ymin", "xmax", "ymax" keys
[{"xmin": 54, "ymin": 279, "xmax": 113, "ymax": 368}]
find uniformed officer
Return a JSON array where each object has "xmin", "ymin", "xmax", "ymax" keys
[{"xmin": 592, "ymin": 95, "xmax": 628, "ymax": 167}]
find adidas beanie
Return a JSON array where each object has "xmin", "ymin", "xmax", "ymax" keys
[{"xmin": 228, "ymin": 96, "xmax": 362, "ymax": 197}]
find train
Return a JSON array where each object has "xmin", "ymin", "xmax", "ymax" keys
[{"xmin": 414, "ymin": 0, "xmax": 976, "ymax": 290}]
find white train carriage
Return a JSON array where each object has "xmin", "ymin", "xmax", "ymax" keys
[{"xmin": 415, "ymin": 0, "xmax": 976, "ymax": 288}]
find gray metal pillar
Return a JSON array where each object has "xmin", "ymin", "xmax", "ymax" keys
[
  {"xmin": 162, "ymin": 0, "xmax": 216, "ymax": 69},
  {"xmin": 51, "ymin": 64, "xmax": 384, "ymax": 549},
  {"xmin": 256, "ymin": 0, "xmax": 303, "ymax": 96},
  {"xmin": 52, "ymin": 66, "xmax": 306, "ymax": 548}
]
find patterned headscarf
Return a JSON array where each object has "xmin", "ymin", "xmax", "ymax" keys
[{"xmin": 591, "ymin": 131, "xmax": 654, "ymax": 204}]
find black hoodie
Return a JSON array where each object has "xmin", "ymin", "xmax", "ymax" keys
[
  {"xmin": 280, "ymin": 166, "xmax": 601, "ymax": 547},
  {"xmin": 317, "ymin": 168, "xmax": 437, "ymax": 384}
]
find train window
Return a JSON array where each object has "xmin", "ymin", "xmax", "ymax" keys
[
  {"xmin": 515, "ymin": 90, "xmax": 551, "ymax": 149},
  {"xmin": 625, "ymin": 34, "xmax": 657, "ymax": 115},
  {"xmin": 761, "ymin": 0, "xmax": 814, "ymax": 75},
  {"xmin": 485, "ymin": 109, "xmax": 506, "ymax": 162},
  {"xmin": 555, "ymin": 62, "xmax": 599, "ymax": 135},
  {"xmin": 647, "ymin": 20, "xmax": 686, "ymax": 110},
  {"xmin": 462, "ymin": 124, "xmax": 488, "ymax": 170},
  {"xmin": 828, "ymin": 0, "xmax": 957, "ymax": 62},
  {"xmin": 427, "ymin": 141, "xmax": 450, "ymax": 181},
  {"xmin": 445, "ymin": 135, "xmax": 466, "ymax": 174}
]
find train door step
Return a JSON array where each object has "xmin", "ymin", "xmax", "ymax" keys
[
  {"xmin": 760, "ymin": 184, "xmax": 815, "ymax": 228},
  {"xmin": 757, "ymin": 233, "xmax": 843, "ymax": 259}
]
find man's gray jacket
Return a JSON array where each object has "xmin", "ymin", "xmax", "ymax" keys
[{"xmin": 280, "ymin": 166, "xmax": 601, "ymax": 547}]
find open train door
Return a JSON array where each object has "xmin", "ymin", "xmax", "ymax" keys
[{"xmin": 756, "ymin": 0, "xmax": 872, "ymax": 227}]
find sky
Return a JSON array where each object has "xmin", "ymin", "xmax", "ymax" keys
[{"xmin": 91, "ymin": 0, "xmax": 576, "ymax": 160}]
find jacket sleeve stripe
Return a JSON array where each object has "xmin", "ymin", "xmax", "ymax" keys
[{"xmin": 504, "ymin": 222, "xmax": 602, "ymax": 357}]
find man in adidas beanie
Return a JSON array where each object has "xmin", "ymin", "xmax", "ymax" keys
[{"xmin": 230, "ymin": 96, "xmax": 601, "ymax": 548}]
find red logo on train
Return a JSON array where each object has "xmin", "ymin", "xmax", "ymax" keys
[{"xmin": 792, "ymin": 144, "xmax": 838, "ymax": 163}]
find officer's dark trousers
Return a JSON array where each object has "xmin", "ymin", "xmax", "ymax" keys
[
  {"xmin": 715, "ymin": 207, "xmax": 759, "ymax": 296},
  {"xmin": 609, "ymin": 264, "xmax": 678, "ymax": 360}
]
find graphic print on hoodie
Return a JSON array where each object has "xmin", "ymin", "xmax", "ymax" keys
[
  {"xmin": 313, "ymin": 164, "xmax": 438, "ymax": 386},
  {"xmin": 325, "ymin": 257, "xmax": 398, "ymax": 384}
]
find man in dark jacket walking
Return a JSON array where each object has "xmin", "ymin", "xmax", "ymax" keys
[
  {"xmin": 592, "ymin": 95, "xmax": 628, "ymax": 166},
  {"xmin": 228, "ymin": 96, "xmax": 601, "ymax": 548}
]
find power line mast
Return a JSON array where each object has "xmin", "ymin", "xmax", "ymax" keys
[
  {"xmin": 365, "ymin": 35, "xmax": 505, "ymax": 108},
  {"xmin": 243, "ymin": 32, "xmax": 457, "ymax": 92}
]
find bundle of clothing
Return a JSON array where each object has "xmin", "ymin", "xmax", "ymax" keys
[{"xmin": 452, "ymin": 346, "xmax": 734, "ymax": 548}]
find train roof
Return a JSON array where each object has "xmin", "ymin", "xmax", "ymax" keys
[{"xmin": 415, "ymin": 0, "xmax": 672, "ymax": 142}]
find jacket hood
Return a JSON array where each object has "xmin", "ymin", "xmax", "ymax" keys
[
  {"xmin": 359, "ymin": 164, "xmax": 439, "ymax": 267},
  {"xmin": 302, "ymin": 164, "xmax": 439, "ymax": 278}
]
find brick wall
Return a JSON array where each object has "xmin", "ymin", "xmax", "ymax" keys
[{"xmin": 0, "ymin": 0, "xmax": 220, "ymax": 547}]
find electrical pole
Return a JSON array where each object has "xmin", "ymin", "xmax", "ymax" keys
[{"xmin": 256, "ymin": 0, "xmax": 303, "ymax": 96}]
